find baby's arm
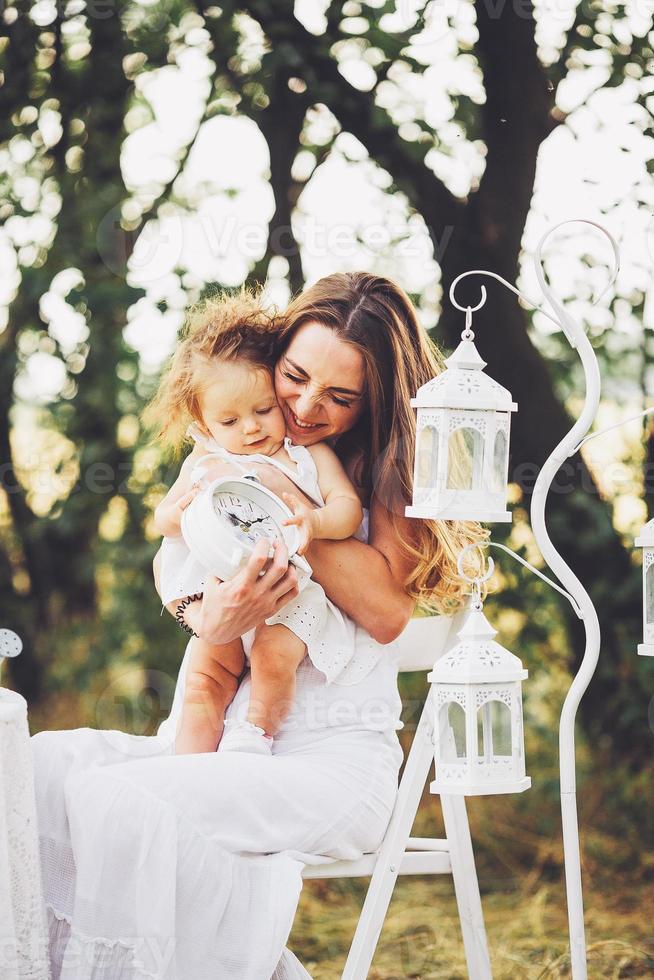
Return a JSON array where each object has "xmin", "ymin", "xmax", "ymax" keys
[
  {"xmin": 155, "ymin": 451, "xmax": 255, "ymax": 538},
  {"xmin": 282, "ymin": 442, "xmax": 363, "ymax": 554},
  {"xmin": 153, "ymin": 446, "xmax": 204, "ymax": 538},
  {"xmin": 309, "ymin": 442, "xmax": 363, "ymax": 538}
]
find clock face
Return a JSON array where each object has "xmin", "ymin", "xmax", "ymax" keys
[{"xmin": 212, "ymin": 489, "xmax": 282, "ymax": 546}]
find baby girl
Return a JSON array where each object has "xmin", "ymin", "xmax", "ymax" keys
[{"xmin": 147, "ymin": 290, "xmax": 366, "ymax": 756}]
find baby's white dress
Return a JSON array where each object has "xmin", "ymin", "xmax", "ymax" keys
[
  {"xmin": 30, "ymin": 509, "xmax": 405, "ymax": 980},
  {"xmin": 159, "ymin": 428, "xmax": 380, "ymax": 686}
]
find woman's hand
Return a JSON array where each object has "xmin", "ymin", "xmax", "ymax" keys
[{"xmin": 197, "ymin": 538, "xmax": 300, "ymax": 645}]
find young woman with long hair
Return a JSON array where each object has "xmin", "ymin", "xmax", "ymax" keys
[{"xmin": 31, "ymin": 272, "xmax": 486, "ymax": 980}]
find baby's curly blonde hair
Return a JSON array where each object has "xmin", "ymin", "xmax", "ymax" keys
[{"xmin": 144, "ymin": 288, "xmax": 280, "ymax": 452}]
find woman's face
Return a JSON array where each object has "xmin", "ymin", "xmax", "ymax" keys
[{"xmin": 274, "ymin": 321, "xmax": 366, "ymax": 446}]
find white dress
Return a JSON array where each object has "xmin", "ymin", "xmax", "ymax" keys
[
  {"xmin": 159, "ymin": 429, "xmax": 381, "ymax": 686},
  {"xmin": 31, "ymin": 510, "xmax": 405, "ymax": 980}
]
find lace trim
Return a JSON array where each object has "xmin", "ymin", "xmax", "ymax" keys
[
  {"xmin": 45, "ymin": 904, "xmax": 162, "ymax": 979},
  {"xmin": 0, "ymin": 695, "xmax": 50, "ymax": 977}
]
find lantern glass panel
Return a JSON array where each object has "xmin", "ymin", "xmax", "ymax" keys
[
  {"xmin": 416, "ymin": 425, "xmax": 438, "ymax": 488},
  {"xmin": 646, "ymin": 560, "xmax": 654, "ymax": 624},
  {"xmin": 490, "ymin": 428, "xmax": 508, "ymax": 492},
  {"xmin": 476, "ymin": 699, "xmax": 512, "ymax": 759},
  {"xmin": 440, "ymin": 700, "xmax": 466, "ymax": 762},
  {"xmin": 447, "ymin": 427, "xmax": 483, "ymax": 491}
]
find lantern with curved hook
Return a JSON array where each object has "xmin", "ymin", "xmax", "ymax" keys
[
  {"xmin": 456, "ymin": 541, "xmax": 584, "ymax": 620},
  {"xmin": 440, "ymin": 219, "xmax": 618, "ymax": 980}
]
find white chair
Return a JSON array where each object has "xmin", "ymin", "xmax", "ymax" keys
[{"xmin": 302, "ymin": 614, "xmax": 492, "ymax": 979}]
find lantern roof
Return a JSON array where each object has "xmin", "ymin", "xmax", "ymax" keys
[
  {"xmin": 411, "ymin": 337, "xmax": 518, "ymax": 412},
  {"xmin": 635, "ymin": 518, "xmax": 654, "ymax": 547},
  {"xmin": 430, "ymin": 605, "xmax": 527, "ymax": 684}
]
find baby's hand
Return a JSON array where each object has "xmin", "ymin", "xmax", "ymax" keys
[
  {"xmin": 281, "ymin": 493, "xmax": 320, "ymax": 556},
  {"xmin": 176, "ymin": 485, "xmax": 202, "ymax": 513},
  {"xmin": 158, "ymin": 484, "xmax": 202, "ymax": 536}
]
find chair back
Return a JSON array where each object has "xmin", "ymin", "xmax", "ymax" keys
[{"xmin": 395, "ymin": 610, "xmax": 467, "ymax": 673}]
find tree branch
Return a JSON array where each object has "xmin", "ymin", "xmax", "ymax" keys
[{"xmin": 251, "ymin": 0, "xmax": 463, "ymax": 240}]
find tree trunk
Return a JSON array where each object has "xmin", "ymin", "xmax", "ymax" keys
[{"xmin": 249, "ymin": 1, "xmax": 648, "ymax": 762}]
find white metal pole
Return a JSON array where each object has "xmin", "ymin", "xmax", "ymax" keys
[
  {"xmin": 449, "ymin": 219, "xmax": 620, "ymax": 979},
  {"xmin": 531, "ymin": 220, "xmax": 619, "ymax": 979}
]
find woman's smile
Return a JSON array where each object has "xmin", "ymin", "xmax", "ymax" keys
[
  {"xmin": 275, "ymin": 321, "xmax": 365, "ymax": 445},
  {"xmin": 283, "ymin": 405, "xmax": 326, "ymax": 435}
]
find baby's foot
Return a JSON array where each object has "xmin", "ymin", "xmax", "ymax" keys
[{"xmin": 218, "ymin": 719, "xmax": 273, "ymax": 755}]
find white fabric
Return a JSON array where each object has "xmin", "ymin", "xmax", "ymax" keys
[
  {"xmin": 160, "ymin": 432, "xmax": 381, "ymax": 687},
  {"xmin": 32, "ymin": 652, "xmax": 402, "ymax": 979},
  {"xmin": 31, "ymin": 509, "xmax": 405, "ymax": 979},
  {"xmin": 0, "ymin": 689, "xmax": 49, "ymax": 979},
  {"xmin": 188, "ymin": 424, "xmax": 326, "ymax": 507}
]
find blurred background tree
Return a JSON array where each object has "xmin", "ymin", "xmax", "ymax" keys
[{"xmin": 2, "ymin": 7, "xmax": 654, "ymax": 967}]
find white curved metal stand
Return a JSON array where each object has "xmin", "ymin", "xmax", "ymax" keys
[{"xmin": 449, "ymin": 218, "xmax": 620, "ymax": 980}]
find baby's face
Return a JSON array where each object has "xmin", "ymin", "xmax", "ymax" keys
[{"xmin": 197, "ymin": 360, "xmax": 286, "ymax": 455}]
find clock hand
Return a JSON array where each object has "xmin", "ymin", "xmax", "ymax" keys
[{"xmin": 226, "ymin": 512, "xmax": 252, "ymax": 529}]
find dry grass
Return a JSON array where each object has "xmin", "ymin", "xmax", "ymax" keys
[{"xmin": 291, "ymin": 874, "xmax": 654, "ymax": 978}]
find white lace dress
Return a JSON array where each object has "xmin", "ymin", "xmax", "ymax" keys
[
  {"xmin": 159, "ymin": 429, "xmax": 381, "ymax": 686},
  {"xmin": 30, "ymin": 510, "xmax": 405, "ymax": 980}
]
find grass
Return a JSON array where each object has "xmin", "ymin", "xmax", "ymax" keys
[{"xmin": 291, "ymin": 873, "xmax": 654, "ymax": 978}]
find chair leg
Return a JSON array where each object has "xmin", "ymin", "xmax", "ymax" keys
[
  {"xmin": 341, "ymin": 700, "xmax": 436, "ymax": 980},
  {"xmin": 440, "ymin": 794, "xmax": 492, "ymax": 979}
]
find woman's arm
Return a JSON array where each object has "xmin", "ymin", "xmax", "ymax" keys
[{"xmin": 305, "ymin": 496, "xmax": 416, "ymax": 644}]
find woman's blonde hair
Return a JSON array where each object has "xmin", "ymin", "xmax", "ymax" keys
[
  {"xmin": 144, "ymin": 288, "xmax": 280, "ymax": 451},
  {"xmin": 278, "ymin": 272, "xmax": 490, "ymax": 614}
]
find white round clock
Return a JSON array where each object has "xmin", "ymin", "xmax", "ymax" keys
[{"xmin": 181, "ymin": 475, "xmax": 309, "ymax": 582}]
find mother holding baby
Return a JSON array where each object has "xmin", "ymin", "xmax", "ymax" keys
[{"xmin": 31, "ymin": 272, "xmax": 482, "ymax": 979}]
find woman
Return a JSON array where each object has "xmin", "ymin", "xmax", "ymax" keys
[{"xmin": 31, "ymin": 273, "xmax": 484, "ymax": 979}]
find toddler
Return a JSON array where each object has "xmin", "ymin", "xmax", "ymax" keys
[{"xmin": 147, "ymin": 291, "xmax": 367, "ymax": 756}]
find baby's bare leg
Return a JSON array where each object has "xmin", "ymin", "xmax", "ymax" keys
[
  {"xmin": 175, "ymin": 637, "xmax": 245, "ymax": 754},
  {"xmin": 248, "ymin": 624, "xmax": 307, "ymax": 737}
]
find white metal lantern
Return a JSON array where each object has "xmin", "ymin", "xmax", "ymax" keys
[
  {"xmin": 406, "ymin": 318, "xmax": 517, "ymax": 522},
  {"xmin": 429, "ymin": 598, "xmax": 531, "ymax": 796},
  {"xmin": 635, "ymin": 518, "xmax": 654, "ymax": 656}
]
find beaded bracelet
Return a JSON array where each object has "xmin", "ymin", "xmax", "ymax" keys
[{"xmin": 175, "ymin": 594, "xmax": 202, "ymax": 638}]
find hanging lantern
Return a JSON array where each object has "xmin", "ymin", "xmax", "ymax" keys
[
  {"xmin": 429, "ymin": 596, "xmax": 530, "ymax": 796},
  {"xmin": 635, "ymin": 518, "xmax": 654, "ymax": 656},
  {"xmin": 406, "ymin": 315, "xmax": 517, "ymax": 522}
]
